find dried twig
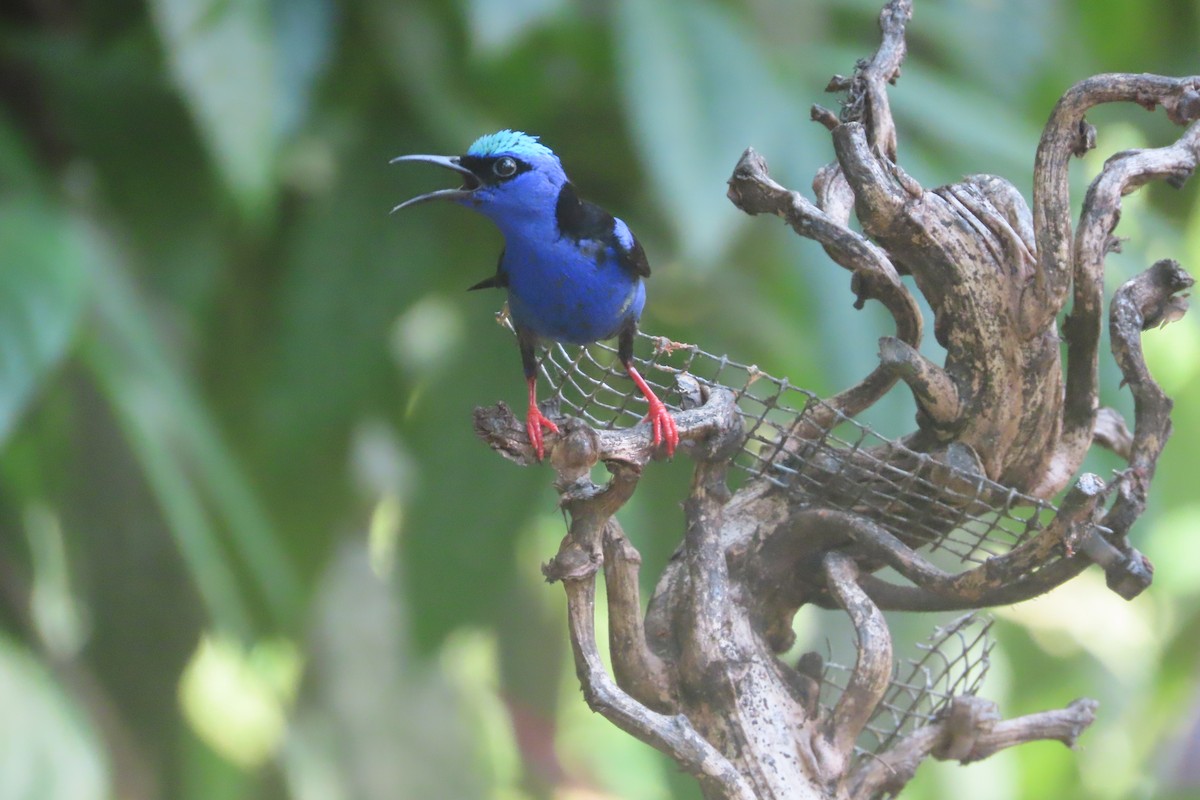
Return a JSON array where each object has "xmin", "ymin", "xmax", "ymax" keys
[{"xmin": 849, "ymin": 698, "xmax": 1098, "ymax": 799}]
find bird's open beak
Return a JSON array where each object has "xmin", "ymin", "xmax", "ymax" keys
[{"xmin": 389, "ymin": 154, "xmax": 481, "ymax": 213}]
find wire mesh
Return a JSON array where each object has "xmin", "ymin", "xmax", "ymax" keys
[
  {"xmin": 820, "ymin": 613, "xmax": 994, "ymax": 766},
  {"xmin": 537, "ymin": 332, "xmax": 1057, "ymax": 565}
]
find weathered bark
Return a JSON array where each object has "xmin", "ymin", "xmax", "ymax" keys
[{"xmin": 474, "ymin": 0, "xmax": 1195, "ymax": 796}]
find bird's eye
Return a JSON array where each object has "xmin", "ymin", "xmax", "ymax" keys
[{"xmin": 493, "ymin": 157, "xmax": 518, "ymax": 178}]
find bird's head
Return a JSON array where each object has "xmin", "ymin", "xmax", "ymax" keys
[{"xmin": 391, "ymin": 130, "xmax": 568, "ymax": 229}]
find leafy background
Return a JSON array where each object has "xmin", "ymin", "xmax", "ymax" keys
[{"xmin": 1, "ymin": 0, "xmax": 1199, "ymax": 798}]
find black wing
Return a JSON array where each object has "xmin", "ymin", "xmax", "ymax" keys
[
  {"xmin": 555, "ymin": 183, "xmax": 650, "ymax": 278},
  {"xmin": 468, "ymin": 248, "xmax": 508, "ymax": 291},
  {"xmin": 615, "ymin": 228, "xmax": 650, "ymax": 278}
]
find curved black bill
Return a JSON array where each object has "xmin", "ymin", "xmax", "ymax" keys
[{"xmin": 390, "ymin": 154, "xmax": 480, "ymax": 213}]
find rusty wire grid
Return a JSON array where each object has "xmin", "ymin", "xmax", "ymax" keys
[
  {"xmin": 535, "ymin": 331, "xmax": 1064, "ymax": 566},
  {"xmin": 820, "ymin": 613, "xmax": 995, "ymax": 769}
]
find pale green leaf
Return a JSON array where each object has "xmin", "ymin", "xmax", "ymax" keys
[
  {"xmin": 272, "ymin": 0, "xmax": 336, "ymax": 139},
  {"xmin": 0, "ymin": 634, "xmax": 108, "ymax": 800},
  {"xmin": 614, "ymin": 0, "xmax": 820, "ymax": 269},
  {"xmin": 465, "ymin": 0, "xmax": 565, "ymax": 56},
  {"xmin": 149, "ymin": 0, "xmax": 279, "ymax": 218},
  {"xmin": 0, "ymin": 201, "xmax": 91, "ymax": 448}
]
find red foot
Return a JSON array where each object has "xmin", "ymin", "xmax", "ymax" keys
[
  {"xmin": 626, "ymin": 363, "xmax": 679, "ymax": 457},
  {"xmin": 642, "ymin": 395, "xmax": 679, "ymax": 457},
  {"xmin": 526, "ymin": 405, "xmax": 559, "ymax": 461},
  {"xmin": 525, "ymin": 376, "xmax": 558, "ymax": 460}
]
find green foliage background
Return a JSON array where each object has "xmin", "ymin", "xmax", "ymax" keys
[{"xmin": 1, "ymin": 0, "xmax": 1199, "ymax": 798}]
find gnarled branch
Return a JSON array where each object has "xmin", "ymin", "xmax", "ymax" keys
[
  {"xmin": 470, "ymin": 3, "xmax": 1196, "ymax": 797},
  {"xmin": 1029, "ymin": 75, "xmax": 1200, "ymax": 334},
  {"xmin": 823, "ymin": 552, "xmax": 893, "ymax": 770}
]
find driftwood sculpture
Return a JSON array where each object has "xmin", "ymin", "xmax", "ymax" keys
[{"xmin": 473, "ymin": 1, "xmax": 1196, "ymax": 797}]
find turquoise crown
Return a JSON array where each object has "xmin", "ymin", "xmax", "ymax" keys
[{"xmin": 467, "ymin": 129, "xmax": 556, "ymax": 161}]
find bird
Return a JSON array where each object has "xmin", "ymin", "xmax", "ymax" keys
[{"xmin": 391, "ymin": 129, "xmax": 678, "ymax": 461}]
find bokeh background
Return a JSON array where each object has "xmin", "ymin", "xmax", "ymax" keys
[{"xmin": 2, "ymin": 0, "xmax": 1199, "ymax": 798}]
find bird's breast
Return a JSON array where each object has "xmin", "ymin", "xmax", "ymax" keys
[{"xmin": 503, "ymin": 238, "xmax": 645, "ymax": 345}]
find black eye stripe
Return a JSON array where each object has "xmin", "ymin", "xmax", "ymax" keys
[{"xmin": 459, "ymin": 154, "xmax": 532, "ymax": 184}]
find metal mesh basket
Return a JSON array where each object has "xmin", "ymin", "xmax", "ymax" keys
[
  {"xmin": 537, "ymin": 332, "xmax": 1060, "ymax": 566},
  {"xmin": 820, "ymin": 613, "xmax": 994, "ymax": 767}
]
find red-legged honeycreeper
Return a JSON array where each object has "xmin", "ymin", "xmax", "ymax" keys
[{"xmin": 392, "ymin": 130, "xmax": 678, "ymax": 460}]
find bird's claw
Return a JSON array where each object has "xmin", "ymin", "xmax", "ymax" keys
[
  {"xmin": 526, "ymin": 406, "xmax": 560, "ymax": 461},
  {"xmin": 643, "ymin": 398, "xmax": 679, "ymax": 458}
]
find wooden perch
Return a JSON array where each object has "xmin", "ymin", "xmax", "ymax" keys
[{"xmin": 472, "ymin": 0, "xmax": 1195, "ymax": 796}]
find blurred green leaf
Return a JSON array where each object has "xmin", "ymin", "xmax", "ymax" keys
[
  {"xmin": 0, "ymin": 201, "xmax": 91, "ymax": 448},
  {"xmin": 365, "ymin": 1, "xmax": 488, "ymax": 139},
  {"xmin": 614, "ymin": 0, "xmax": 815, "ymax": 269},
  {"xmin": 0, "ymin": 109, "xmax": 44, "ymax": 194},
  {"xmin": 914, "ymin": 0, "xmax": 1062, "ymax": 100},
  {"xmin": 464, "ymin": 0, "xmax": 565, "ymax": 56},
  {"xmin": 25, "ymin": 504, "xmax": 87, "ymax": 659},
  {"xmin": 148, "ymin": 0, "xmax": 281, "ymax": 219},
  {"xmin": 8, "ymin": 26, "xmax": 229, "ymax": 314},
  {"xmin": 283, "ymin": 542, "xmax": 489, "ymax": 800},
  {"xmin": 83, "ymin": 252, "xmax": 302, "ymax": 634},
  {"xmin": 0, "ymin": 634, "xmax": 108, "ymax": 800},
  {"xmin": 892, "ymin": 60, "xmax": 1042, "ymax": 189},
  {"xmin": 86, "ymin": 324, "xmax": 252, "ymax": 636},
  {"xmin": 271, "ymin": 0, "xmax": 336, "ymax": 139}
]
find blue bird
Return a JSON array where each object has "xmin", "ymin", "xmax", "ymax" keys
[{"xmin": 392, "ymin": 130, "xmax": 678, "ymax": 460}]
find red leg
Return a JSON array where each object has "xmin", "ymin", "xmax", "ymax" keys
[
  {"xmin": 525, "ymin": 375, "xmax": 559, "ymax": 460},
  {"xmin": 625, "ymin": 363, "xmax": 678, "ymax": 457}
]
